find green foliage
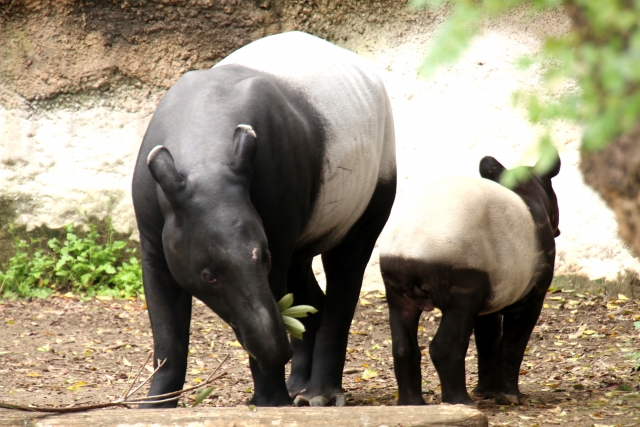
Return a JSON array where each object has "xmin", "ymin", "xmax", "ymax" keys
[
  {"xmin": 0, "ymin": 221, "xmax": 143, "ymax": 299},
  {"xmin": 192, "ymin": 387, "xmax": 215, "ymax": 407},
  {"xmin": 277, "ymin": 293, "xmax": 318, "ymax": 340},
  {"xmin": 416, "ymin": 3, "xmax": 482, "ymax": 78},
  {"xmin": 412, "ymin": 0, "xmax": 640, "ymax": 178}
]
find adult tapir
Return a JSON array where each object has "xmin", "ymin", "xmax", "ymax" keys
[
  {"xmin": 378, "ymin": 153, "xmax": 560, "ymax": 406},
  {"xmin": 132, "ymin": 31, "xmax": 396, "ymax": 407}
]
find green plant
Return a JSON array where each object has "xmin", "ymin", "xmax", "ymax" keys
[
  {"xmin": 277, "ymin": 293, "xmax": 318, "ymax": 340},
  {"xmin": 0, "ymin": 237, "xmax": 56, "ymax": 299},
  {"xmin": 412, "ymin": 0, "xmax": 640, "ymax": 180},
  {"xmin": 0, "ymin": 221, "xmax": 143, "ymax": 299}
]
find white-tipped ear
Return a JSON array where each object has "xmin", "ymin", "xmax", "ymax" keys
[
  {"xmin": 237, "ymin": 124, "xmax": 257, "ymax": 139},
  {"xmin": 147, "ymin": 145, "xmax": 165, "ymax": 165},
  {"xmin": 147, "ymin": 145, "xmax": 185, "ymax": 207},
  {"xmin": 231, "ymin": 124, "xmax": 258, "ymax": 174}
]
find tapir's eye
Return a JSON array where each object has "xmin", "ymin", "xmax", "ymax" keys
[{"xmin": 201, "ymin": 270, "xmax": 218, "ymax": 284}]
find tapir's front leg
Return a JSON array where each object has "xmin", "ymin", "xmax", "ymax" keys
[
  {"xmin": 471, "ymin": 312, "xmax": 502, "ymax": 399},
  {"xmin": 496, "ymin": 294, "xmax": 546, "ymax": 405},
  {"xmin": 386, "ymin": 288, "xmax": 424, "ymax": 405},
  {"xmin": 248, "ymin": 360, "xmax": 291, "ymax": 406},
  {"xmin": 138, "ymin": 236, "xmax": 193, "ymax": 409},
  {"xmin": 286, "ymin": 259, "xmax": 326, "ymax": 398},
  {"xmin": 249, "ymin": 261, "xmax": 293, "ymax": 406}
]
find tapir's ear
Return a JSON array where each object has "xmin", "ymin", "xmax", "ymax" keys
[
  {"xmin": 536, "ymin": 147, "xmax": 561, "ymax": 179},
  {"xmin": 231, "ymin": 124, "xmax": 257, "ymax": 174},
  {"xmin": 479, "ymin": 156, "xmax": 506, "ymax": 183},
  {"xmin": 147, "ymin": 145, "xmax": 185, "ymax": 205}
]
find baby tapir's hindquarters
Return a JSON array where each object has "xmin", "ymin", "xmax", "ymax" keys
[{"xmin": 380, "ymin": 257, "xmax": 492, "ymax": 406}]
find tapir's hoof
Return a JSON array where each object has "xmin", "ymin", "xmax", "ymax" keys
[
  {"xmin": 470, "ymin": 388, "xmax": 498, "ymax": 400},
  {"xmin": 293, "ymin": 395, "xmax": 309, "ymax": 406},
  {"xmin": 309, "ymin": 396, "xmax": 329, "ymax": 407},
  {"xmin": 293, "ymin": 393, "xmax": 345, "ymax": 407},
  {"xmin": 286, "ymin": 375, "xmax": 309, "ymax": 399},
  {"xmin": 495, "ymin": 392, "xmax": 527, "ymax": 405}
]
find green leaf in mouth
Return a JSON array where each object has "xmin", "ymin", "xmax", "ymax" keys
[
  {"xmin": 277, "ymin": 293, "xmax": 294, "ymax": 311},
  {"xmin": 277, "ymin": 293, "xmax": 318, "ymax": 339},
  {"xmin": 280, "ymin": 305, "xmax": 318, "ymax": 318},
  {"xmin": 282, "ymin": 315, "xmax": 306, "ymax": 340}
]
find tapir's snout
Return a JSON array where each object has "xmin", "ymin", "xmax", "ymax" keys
[
  {"xmin": 197, "ymin": 277, "xmax": 293, "ymax": 370},
  {"xmin": 227, "ymin": 294, "xmax": 293, "ymax": 371}
]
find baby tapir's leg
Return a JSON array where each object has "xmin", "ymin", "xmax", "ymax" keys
[
  {"xmin": 430, "ymin": 269, "xmax": 491, "ymax": 406},
  {"xmin": 494, "ymin": 292, "xmax": 546, "ymax": 405},
  {"xmin": 471, "ymin": 312, "xmax": 503, "ymax": 399},
  {"xmin": 386, "ymin": 288, "xmax": 424, "ymax": 405}
]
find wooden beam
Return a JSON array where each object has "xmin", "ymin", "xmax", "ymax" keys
[{"xmin": 1, "ymin": 405, "xmax": 487, "ymax": 427}]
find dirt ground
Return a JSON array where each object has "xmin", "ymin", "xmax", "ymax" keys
[{"xmin": 1, "ymin": 280, "xmax": 639, "ymax": 427}]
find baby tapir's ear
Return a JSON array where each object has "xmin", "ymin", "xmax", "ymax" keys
[
  {"xmin": 231, "ymin": 124, "xmax": 257, "ymax": 175},
  {"xmin": 536, "ymin": 147, "xmax": 561, "ymax": 179},
  {"xmin": 479, "ymin": 156, "xmax": 506, "ymax": 183},
  {"xmin": 147, "ymin": 145, "xmax": 185, "ymax": 206}
]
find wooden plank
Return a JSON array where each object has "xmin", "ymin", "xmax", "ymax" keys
[{"xmin": 1, "ymin": 405, "xmax": 487, "ymax": 427}]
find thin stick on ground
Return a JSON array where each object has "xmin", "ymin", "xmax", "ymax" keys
[
  {"xmin": 126, "ymin": 354, "xmax": 229, "ymax": 402},
  {"xmin": 119, "ymin": 365, "xmax": 136, "ymax": 400},
  {"xmin": 121, "ymin": 352, "xmax": 153, "ymax": 400},
  {"xmin": 125, "ymin": 357, "xmax": 167, "ymax": 398},
  {"xmin": 0, "ymin": 353, "xmax": 229, "ymax": 413}
]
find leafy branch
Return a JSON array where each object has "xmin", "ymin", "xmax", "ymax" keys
[
  {"xmin": 277, "ymin": 293, "xmax": 318, "ymax": 340},
  {"xmin": 412, "ymin": 0, "xmax": 640, "ymax": 180}
]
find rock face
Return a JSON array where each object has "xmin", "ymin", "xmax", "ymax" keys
[
  {"xmin": 0, "ymin": 0, "xmax": 418, "ymax": 106},
  {"xmin": 0, "ymin": 0, "xmax": 429, "ymax": 265},
  {"xmin": 581, "ymin": 129, "xmax": 640, "ymax": 258},
  {"xmin": 1, "ymin": 1, "xmax": 639, "ymax": 280}
]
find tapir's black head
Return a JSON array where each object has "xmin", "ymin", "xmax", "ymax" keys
[
  {"xmin": 146, "ymin": 125, "xmax": 292, "ymax": 371},
  {"xmin": 479, "ymin": 150, "xmax": 561, "ymax": 239}
]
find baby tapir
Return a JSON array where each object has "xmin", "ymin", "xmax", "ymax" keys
[{"xmin": 379, "ymin": 153, "xmax": 561, "ymax": 406}]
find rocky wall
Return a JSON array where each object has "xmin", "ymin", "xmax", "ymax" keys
[{"xmin": 581, "ymin": 128, "xmax": 640, "ymax": 259}]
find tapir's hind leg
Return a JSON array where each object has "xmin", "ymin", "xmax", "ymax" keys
[
  {"xmin": 471, "ymin": 312, "xmax": 502, "ymax": 400},
  {"xmin": 386, "ymin": 287, "xmax": 424, "ymax": 405},
  {"xmin": 430, "ymin": 269, "xmax": 490, "ymax": 406},
  {"xmin": 286, "ymin": 259, "xmax": 326, "ymax": 397},
  {"xmin": 293, "ymin": 180, "xmax": 396, "ymax": 407}
]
